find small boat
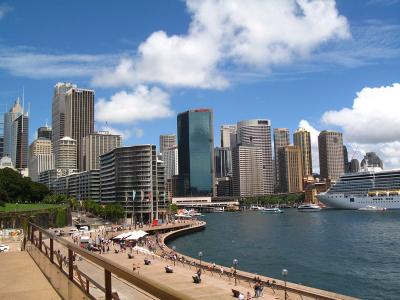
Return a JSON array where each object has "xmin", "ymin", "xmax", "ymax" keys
[
  {"xmin": 297, "ymin": 204, "xmax": 322, "ymax": 212},
  {"xmin": 211, "ymin": 207, "xmax": 225, "ymax": 213},
  {"xmin": 261, "ymin": 207, "xmax": 283, "ymax": 213},
  {"xmin": 358, "ymin": 205, "xmax": 386, "ymax": 211},
  {"xmin": 250, "ymin": 205, "xmax": 264, "ymax": 211}
]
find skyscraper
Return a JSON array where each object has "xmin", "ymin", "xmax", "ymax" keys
[
  {"xmin": 54, "ymin": 137, "xmax": 77, "ymax": 170},
  {"xmin": 278, "ymin": 145, "xmax": 303, "ymax": 193},
  {"xmin": 361, "ymin": 152, "xmax": 383, "ymax": 169},
  {"xmin": 0, "ymin": 105, "xmax": 4, "ymax": 158},
  {"xmin": 163, "ymin": 146, "xmax": 178, "ymax": 180},
  {"xmin": 318, "ymin": 130, "xmax": 344, "ymax": 180},
  {"xmin": 80, "ymin": 132, "xmax": 122, "ymax": 171},
  {"xmin": 12, "ymin": 113, "xmax": 29, "ymax": 170},
  {"xmin": 237, "ymin": 119, "xmax": 274, "ymax": 194},
  {"xmin": 177, "ymin": 109, "xmax": 214, "ymax": 197},
  {"xmin": 220, "ymin": 125, "xmax": 237, "ymax": 148},
  {"xmin": 350, "ymin": 158, "xmax": 360, "ymax": 173},
  {"xmin": 232, "ymin": 145, "xmax": 264, "ymax": 197},
  {"xmin": 64, "ymin": 87, "xmax": 95, "ymax": 170},
  {"xmin": 214, "ymin": 147, "xmax": 232, "ymax": 178},
  {"xmin": 3, "ymin": 98, "xmax": 22, "ymax": 158},
  {"xmin": 159, "ymin": 134, "xmax": 176, "ymax": 155},
  {"xmin": 273, "ymin": 128, "xmax": 290, "ymax": 192},
  {"xmin": 293, "ymin": 128, "xmax": 313, "ymax": 176},
  {"xmin": 52, "ymin": 82, "xmax": 76, "ymax": 144},
  {"xmin": 37, "ymin": 125, "xmax": 52, "ymax": 140}
]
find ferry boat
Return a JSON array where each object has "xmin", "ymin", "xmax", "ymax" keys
[
  {"xmin": 297, "ymin": 204, "xmax": 322, "ymax": 211},
  {"xmin": 261, "ymin": 207, "xmax": 283, "ymax": 213},
  {"xmin": 317, "ymin": 168, "xmax": 400, "ymax": 210}
]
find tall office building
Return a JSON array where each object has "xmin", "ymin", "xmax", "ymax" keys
[
  {"xmin": 350, "ymin": 158, "xmax": 360, "ymax": 173},
  {"xmin": 29, "ymin": 155, "xmax": 54, "ymax": 182},
  {"xmin": 293, "ymin": 128, "xmax": 313, "ymax": 176},
  {"xmin": 232, "ymin": 145, "xmax": 264, "ymax": 197},
  {"xmin": 177, "ymin": 109, "xmax": 214, "ymax": 197},
  {"xmin": 54, "ymin": 137, "xmax": 77, "ymax": 170},
  {"xmin": 64, "ymin": 87, "xmax": 95, "ymax": 170},
  {"xmin": 163, "ymin": 146, "xmax": 178, "ymax": 180},
  {"xmin": 278, "ymin": 145, "xmax": 303, "ymax": 193},
  {"xmin": 318, "ymin": 130, "xmax": 344, "ymax": 180},
  {"xmin": 52, "ymin": 82, "xmax": 76, "ymax": 144},
  {"xmin": 237, "ymin": 119, "xmax": 274, "ymax": 194},
  {"xmin": 220, "ymin": 125, "xmax": 237, "ymax": 148},
  {"xmin": 80, "ymin": 132, "xmax": 122, "ymax": 171},
  {"xmin": 12, "ymin": 113, "xmax": 29, "ymax": 170},
  {"xmin": 274, "ymin": 128, "xmax": 290, "ymax": 193},
  {"xmin": 3, "ymin": 98, "xmax": 22, "ymax": 158},
  {"xmin": 361, "ymin": 152, "xmax": 383, "ymax": 169},
  {"xmin": 37, "ymin": 125, "xmax": 52, "ymax": 140},
  {"xmin": 159, "ymin": 134, "xmax": 176, "ymax": 155},
  {"xmin": 0, "ymin": 106, "xmax": 4, "ymax": 158},
  {"xmin": 29, "ymin": 138, "xmax": 52, "ymax": 161},
  {"xmin": 100, "ymin": 145, "xmax": 167, "ymax": 223},
  {"xmin": 214, "ymin": 147, "xmax": 232, "ymax": 178},
  {"xmin": 343, "ymin": 145, "xmax": 350, "ymax": 173}
]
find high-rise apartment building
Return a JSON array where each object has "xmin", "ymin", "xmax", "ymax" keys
[
  {"xmin": 163, "ymin": 146, "xmax": 178, "ymax": 180},
  {"xmin": 232, "ymin": 145, "xmax": 264, "ymax": 197},
  {"xmin": 274, "ymin": 128, "xmax": 290, "ymax": 193},
  {"xmin": 220, "ymin": 125, "xmax": 237, "ymax": 148},
  {"xmin": 159, "ymin": 134, "xmax": 176, "ymax": 155},
  {"xmin": 64, "ymin": 87, "xmax": 95, "ymax": 170},
  {"xmin": 80, "ymin": 132, "xmax": 122, "ymax": 171},
  {"xmin": 37, "ymin": 125, "xmax": 52, "ymax": 140},
  {"xmin": 100, "ymin": 145, "xmax": 167, "ymax": 223},
  {"xmin": 318, "ymin": 130, "xmax": 344, "ymax": 180},
  {"xmin": 52, "ymin": 82, "xmax": 76, "ymax": 144},
  {"xmin": 237, "ymin": 119, "xmax": 274, "ymax": 194},
  {"xmin": 177, "ymin": 109, "xmax": 214, "ymax": 197},
  {"xmin": 3, "ymin": 98, "xmax": 22, "ymax": 158},
  {"xmin": 293, "ymin": 128, "xmax": 313, "ymax": 176},
  {"xmin": 12, "ymin": 113, "xmax": 29, "ymax": 170},
  {"xmin": 54, "ymin": 137, "xmax": 77, "ymax": 170},
  {"xmin": 214, "ymin": 147, "xmax": 232, "ymax": 178},
  {"xmin": 278, "ymin": 145, "xmax": 303, "ymax": 193}
]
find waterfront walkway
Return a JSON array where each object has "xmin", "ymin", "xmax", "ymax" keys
[{"xmin": 0, "ymin": 251, "xmax": 60, "ymax": 300}]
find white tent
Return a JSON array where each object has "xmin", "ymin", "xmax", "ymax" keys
[
  {"xmin": 112, "ymin": 232, "xmax": 132, "ymax": 240},
  {"xmin": 125, "ymin": 230, "xmax": 148, "ymax": 241},
  {"xmin": 133, "ymin": 245, "xmax": 152, "ymax": 255}
]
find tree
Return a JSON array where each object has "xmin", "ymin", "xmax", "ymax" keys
[{"xmin": 169, "ymin": 203, "xmax": 178, "ymax": 214}]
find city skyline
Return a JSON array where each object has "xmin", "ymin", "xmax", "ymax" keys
[{"xmin": 0, "ymin": 1, "xmax": 399, "ymax": 171}]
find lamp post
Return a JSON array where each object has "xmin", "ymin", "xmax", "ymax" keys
[
  {"xmin": 172, "ymin": 246, "xmax": 176, "ymax": 266},
  {"xmin": 282, "ymin": 269, "xmax": 288, "ymax": 300},
  {"xmin": 198, "ymin": 251, "xmax": 203, "ymax": 269},
  {"xmin": 233, "ymin": 258, "xmax": 238, "ymax": 286}
]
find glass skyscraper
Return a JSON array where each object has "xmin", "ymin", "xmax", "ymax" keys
[{"xmin": 177, "ymin": 109, "xmax": 214, "ymax": 196}]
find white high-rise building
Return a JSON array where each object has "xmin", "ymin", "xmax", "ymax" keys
[
  {"xmin": 237, "ymin": 119, "xmax": 274, "ymax": 194},
  {"xmin": 163, "ymin": 146, "xmax": 178, "ymax": 180},
  {"xmin": 159, "ymin": 134, "xmax": 176, "ymax": 155},
  {"xmin": 54, "ymin": 136, "xmax": 77, "ymax": 171},
  {"xmin": 3, "ymin": 98, "xmax": 22, "ymax": 159},
  {"xmin": 220, "ymin": 125, "xmax": 237, "ymax": 148},
  {"xmin": 29, "ymin": 154, "xmax": 54, "ymax": 182}
]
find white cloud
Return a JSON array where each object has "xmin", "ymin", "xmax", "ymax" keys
[
  {"xmin": 0, "ymin": 3, "xmax": 12, "ymax": 20},
  {"xmin": 99, "ymin": 125, "xmax": 132, "ymax": 140},
  {"xmin": 321, "ymin": 83, "xmax": 400, "ymax": 144},
  {"xmin": 92, "ymin": 0, "xmax": 349, "ymax": 89},
  {"xmin": 298, "ymin": 120, "xmax": 320, "ymax": 173},
  {"xmin": 133, "ymin": 128, "xmax": 144, "ymax": 138},
  {"xmin": 95, "ymin": 85, "xmax": 174, "ymax": 124}
]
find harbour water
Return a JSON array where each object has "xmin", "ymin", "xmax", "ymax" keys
[{"xmin": 167, "ymin": 210, "xmax": 400, "ymax": 300}]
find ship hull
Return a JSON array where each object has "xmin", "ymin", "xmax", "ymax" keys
[{"xmin": 317, "ymin": 193, "xmax": 400, "ymax": 210}]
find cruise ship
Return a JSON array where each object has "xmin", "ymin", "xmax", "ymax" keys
[{"xmin": 317, "ymin": 168, "xmax": 400, "ymax": 209}]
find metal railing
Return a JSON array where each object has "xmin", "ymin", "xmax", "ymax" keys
[{"xmin": 25, "ymin": 222, "xmax": 194, "ymax": 300}]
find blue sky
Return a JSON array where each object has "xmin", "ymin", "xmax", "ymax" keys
[{"xmin": 1, "ymin": 0, "xmax": 400, "ymax": 170}]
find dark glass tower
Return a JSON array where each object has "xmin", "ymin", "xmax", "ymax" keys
[{"xmin": 177, "ymin": 109, "xmax": 214, "ymax": 196}]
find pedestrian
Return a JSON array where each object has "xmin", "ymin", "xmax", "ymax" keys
[{"xmin": 246, "ymin": 291, "xmax": 252, "ymax": 300}]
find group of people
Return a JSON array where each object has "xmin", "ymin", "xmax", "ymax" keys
[{"xmin": 253, "ymin": 276, "xmax": 264, "ymax": 298}]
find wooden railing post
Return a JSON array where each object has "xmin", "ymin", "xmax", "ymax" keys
[
  {"xmin": 68, "ymin": 249, "xmax": 74, "ymax": 281},
  {"xmin": 39, "ymin": 231, "xmax": 43, "ymax": 252},
  {"xmin": 105, "ymin": 270, "xmax": 112, "ymax": 300},
  {"xmin": 50, "ymin": 238, "xmax": 54, "ymax": 263}
]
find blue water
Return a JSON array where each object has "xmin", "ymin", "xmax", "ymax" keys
[{"xmin": 167, "ymin": 210, "xmax": 400, "ymax": 300}]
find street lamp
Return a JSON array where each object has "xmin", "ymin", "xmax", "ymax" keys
[
  {"xmin": 172, "ymin": 246, "xmax": 176, "ymax": 266},
  {"xmin": 198, "ymin": 251, "xmax": 203, "ymax": 269},
  {"xmin": 233, "ymin": 258, "xmax": 238, "ymax": 286},
  {"xmin": 282, "ymin": 269, "xmax": 288, "ymax": 300}
]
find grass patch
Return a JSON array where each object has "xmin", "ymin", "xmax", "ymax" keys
[{"xmin": 0, "ymin": 203, "xmax": 65, "ymax": 213}]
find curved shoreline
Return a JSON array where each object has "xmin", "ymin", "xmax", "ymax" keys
[{"xmin": 159, "ymin": 221, "xmax": 357, "ymax": 300}]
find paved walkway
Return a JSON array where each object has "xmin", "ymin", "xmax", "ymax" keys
[{"xmin": 0, "ymin": 251, "xmax": 60, "ymax": 300}]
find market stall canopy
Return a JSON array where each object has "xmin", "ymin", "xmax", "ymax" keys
[
  {"xmin": 125, "ymin": 230, "xmax": 148, "ymax": 241},
  {"xmin": 112, "ymin": 232, "xmax": 132, "ymax": 240}
]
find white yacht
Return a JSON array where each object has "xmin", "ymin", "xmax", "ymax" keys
[
  {"xmin": 317, "ymin": 168, "xmax": 400, "ymax": 210},
  {"xmin": 297, "ymin": 204, "xmax": 322, "ymax": 211},
  {"xmin": 261, "ymin": 207, "xmax": 283, "ymax": 213}
]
